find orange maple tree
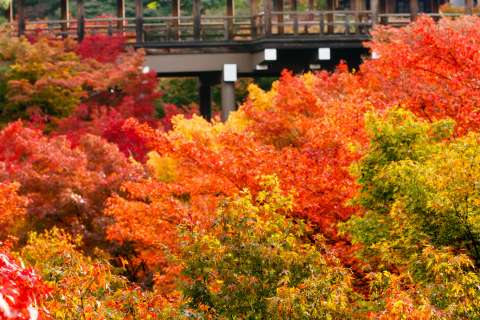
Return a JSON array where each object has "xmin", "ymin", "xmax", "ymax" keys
[{"xmin": 361, "ymin": 16, "xmax": 480, "ymax": 134}]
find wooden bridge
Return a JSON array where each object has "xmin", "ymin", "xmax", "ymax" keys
[{"xmin": 4, "ymin": 0, "xmax": 471, "ymax": 119}]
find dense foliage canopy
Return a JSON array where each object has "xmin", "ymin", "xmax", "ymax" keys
[{"xmin": 1, "ymin": 15, "xmax": 480, "ymax": 319}]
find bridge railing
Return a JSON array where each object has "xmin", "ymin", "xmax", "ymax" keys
[{"xmin": 16, "ymin": 11, "xmax": 472, "ymax": 44}]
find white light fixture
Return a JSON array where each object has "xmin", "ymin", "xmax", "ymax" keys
[
  {"xmin": 255, "ymin": 64, "xmax": 268, "ymax": 71},
  {"xmin": 318, "ymin": 48, "xmax": 331, "ymax": 61},
  {"xmin": 223, "ymin": 64, "xmax": 237, "ymax": 82},
  {"xmin": 264, "ymin": 48, "xmax": 277, "ymax": 61}
]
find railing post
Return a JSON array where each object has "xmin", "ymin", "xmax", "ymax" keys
[
  {"xmin": 171, "ymin": 0, "xmax": 180, "ymax": 40},
  {"xmin": 371, "ymin": 0, "xmax": 378, "ymax": 28},
  {"xmin": 292, "ymin": 0, "xmax": 298, "ymax": 35},
  {"xmin": 250, "ymin": 0, "xmax": 257, "ymax": 38},
  {"xmin": 264, "ymin": 0, "xmax": 272, "ymax": 36},
  {"xmin": 193, "ymin": 0, "xmax": 201, "ymax": 40},
  {"xmin": 327, "ymin": 0, "xmax": 334, "ymax": 34},
  {"xmin": 319, "ymin": 12, "xmax": 324, "ymax": 34},
  {"xmin": 17, "ymin": 0, "xmax": 25, "ymax": 37},
  {"xmin": 135, "ymin": 0, "xmax": 144, "ymax": 44},
  {"xmin": 199, "ymin": 74, "xmax": 214, "ymax": 121},
  {"xmin": 352, "ymin": 0, "xmax": 362, "ymax": 33},
  {"xmin": 275, "ymin": 0, "xmax": 284, "ymax": 34},
  {"xmin": 410, "ymin": 0, "xmax": 418, "ymax": 20},
  {"xmin": 117, "ymin": 0, "xmax": 125, "ymax": 33},
  {"xmin": 77, "ymin": 0, "xmax": 85, "ymax": 41},
  {"xmin": 108, "ymin": 21, "xmax": 113, "ymax": 36},
  {"xmin": 344, "ymin": 12, "xmax": 350, "ymax": 35},
  {"xmin": 226, "ymin": 0, "xmax": 234, "ymax": 40},
  {"xmin": 305, "ymin": 0, "xmax": 314, "ymax": 33},
  {"xmin": 61, "ymin": 0, "xmax": 69, "ymax": 38},
  {"xmin": 465, "ymin": 0, "xmax": 473, "ymax": 15}
]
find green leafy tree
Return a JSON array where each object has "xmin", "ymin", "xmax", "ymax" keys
[
  {"xmin": 343, "ymin": 109, "xmax": 480, "ymax": 318},
  {"xmin": 180, "ymin": 175, "xmax": 357, "ymax": 319}
]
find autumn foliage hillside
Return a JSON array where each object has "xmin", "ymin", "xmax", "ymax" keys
[{"xmin": 1, "ymin": 16, "xmax": 480, "ymax": 319}]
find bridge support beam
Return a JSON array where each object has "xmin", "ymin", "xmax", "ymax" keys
[{"xmin": 221, "ymin": 64, "xmax": 237, "ymax": 122}]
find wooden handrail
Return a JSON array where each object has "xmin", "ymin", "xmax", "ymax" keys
[{"xmin": 18, "ymin": 11, "xmax": 470, "ymax": 43}]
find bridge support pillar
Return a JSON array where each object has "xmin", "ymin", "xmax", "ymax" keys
[
  {"xmin": 199, "ymin": 76, "xmax": 213, "ymax": 121},
  {"xmin": 221, "ymin": 64, "xmax": 237, "ymax": 122}
]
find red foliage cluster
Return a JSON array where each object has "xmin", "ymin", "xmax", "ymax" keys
[
  {"xmin": 55, "ymin": 35, "xmax": 162, "ymax": 160},
  {"xmin": 75, "ymin": 34, "xmax": 126, "ymax": 63},
  {"xmin": 362, "ymin": 16, "xmax": 480, "ymax": 134},
  {"xmin": 0, "ymin": 122, "xmax": 144, "ymax": 245},
  {"xmin": 0, "ymin": 247, "xmax": 48, "ymax": 320}
]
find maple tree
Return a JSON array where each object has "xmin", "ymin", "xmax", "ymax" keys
[
  {"xmin": 343, "ymin": 109, "xmax": 480, "ymax": 318},
  {"xmin": 361, "ymin": 16, "xmax": 480, "ymax": 135},
  {"xmin": 180, "ymin": 176, "xmax": 356, "ymax": 319},
  {"xmin": 0, "ymin": 121, "xmax": 145, "ymax": 246}
]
